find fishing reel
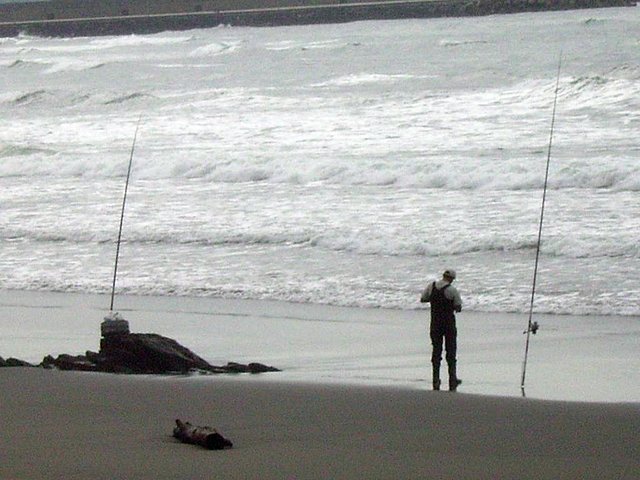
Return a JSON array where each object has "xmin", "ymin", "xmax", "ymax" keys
[{"xmin": 523, "ymin": 321, "xmax": 540, "ymax": 335}]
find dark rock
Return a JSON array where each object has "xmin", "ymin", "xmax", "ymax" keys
[
  {"xmin": 41, "ymin": 355, "xmax": 55, "ymax": 368},
  {"xmin": 224, "ymin": 362, "xmax": 251, "ymax": 373},
  {"xmin": 222, "ymin": 362, "xmax": 281, "ymax": 373},
  {"xmin": 3, "ymin": 357, "xmax": 35, "ymax": 367},
  {"xmin": 98, "ymin": 333, "xmax": 214, "ymax": 374},
  {"xmin": 85, "ymin": 350, "xmax": 102, "ymax": 363},
  {"xmin": 247, "ymin": 362, "xmax": 281, "ymax": 374},
  {"xmin": 43, "ymin": 353, "xmax": 98, "ymax": 371},
  {"xmin": 8, "ymin": 327, "xmax": 280, "ymax": 375}
]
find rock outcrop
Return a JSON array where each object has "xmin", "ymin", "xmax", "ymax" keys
[
  {"xmin": 0, "ymin": 356, "xmax": 35, "ymax": 368},
  {"xmin": 2, "ymin": 316, "xmax": 280, "ymax": 375},
  {"xmin": 38, "ymin": 333, "xmax": 280, "ymax": 374}
]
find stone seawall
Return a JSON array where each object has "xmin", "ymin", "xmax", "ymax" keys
[{"xmin": 0, "ymin": 0, "xmax": 636, "ymax": 37}]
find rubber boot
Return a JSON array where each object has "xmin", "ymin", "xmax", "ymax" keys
[
  {"xmin": 432, "ymin": 364, "xmax": 441, "ymax": 391},
  {"xmin": 448, "ymin": 363, "xmax": 462, "ymax": 392}
]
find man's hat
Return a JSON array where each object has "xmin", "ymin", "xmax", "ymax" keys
[{"xmin": 443, "ymin": 269, "xmax": 456, "ymax": 279}]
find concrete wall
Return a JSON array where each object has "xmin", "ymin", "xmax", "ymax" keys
[
  {"xmin": 2, "ymin": 0, "xmax": 359, "ymax": 22},
  {"xmin": 0, "ymin": 0, "xmax": 636, "ymax": 36}
]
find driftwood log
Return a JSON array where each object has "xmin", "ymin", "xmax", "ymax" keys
[{"xmin": 173, "ymin": 419, "xmax": 233, "ymax": 450}]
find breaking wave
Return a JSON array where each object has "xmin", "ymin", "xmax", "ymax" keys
[
  {"xmin": 438, "ymin": 39, "xmax": 489, "ymax": 47},
  {"xmin": 1, "ymin": 10, "xmax": 639, "ymax": 316},
  {"xmin": 102, "ymin": 92, "xmax": 152, "ymax": 105},
  {"xmin": 311, "ymin": 73, "xmax": 416, "ymax": 87},
  {"xmin": 189, "ymin": 41, "xmax": 241, "ymax": 57},
  {"xmin": 89, "ymin": 34, "xmax": 196, "ymax": 49},
  {"xmin": 2, "ymin": 228, "xmax": 638, "ymax": 259},
  {"xmin": 1, "ymin": 149, "xmax": 638, "ymax": 191},
  {"xmin": 10, "ymin": 89, "xmax": 48, "ymax": 105}
]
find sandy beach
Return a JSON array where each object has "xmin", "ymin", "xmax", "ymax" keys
[
  {"xmin": 1, "ymin": 290, "xmax": 639, "ymax": 478},
  {"xmin": 2, "ymin": 9, "xmax": 639, "ymax": 478},
  {"xmin": 2, "ymin": 290, "xmax": 639, "ymax": 403},
  {"xmin": 1, "ymin": 368, "xmax": 639, "ymax": 480}
]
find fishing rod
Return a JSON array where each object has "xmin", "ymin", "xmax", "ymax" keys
[
  {"xmin": 109, "ymin": 116, "xmax": 143, "ymax": 313},
  {"xmin": 520, "ymin": 54, "xmax": 563, "ymax": 396}
]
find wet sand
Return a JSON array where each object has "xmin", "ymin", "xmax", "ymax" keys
[
  {"xmin": 1, "ymin": 290, "xmax": 639, "ymax": 403},
  {"xmin": 1, "ymin": 368, "xmax": 639, "ymax": 479},
  {"xmin": 1, "ymin": 290, "xmax": 639, "ymax": 478}
]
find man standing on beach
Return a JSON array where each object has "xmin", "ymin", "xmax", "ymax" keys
[{"xmin": 420, "ymin": 269, "xmax": 463, "ymax": 391}]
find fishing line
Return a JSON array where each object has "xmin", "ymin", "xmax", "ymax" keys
[
  {"xmin": 109, "ymin": 115, "xmax": 143, "ymax": 312},
  {"xmin": 520, "ymin": 54, "xmax": 563, "ymax": 395}
]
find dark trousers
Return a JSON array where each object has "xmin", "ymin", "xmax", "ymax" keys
[{"xmin": 430, "ymin": 320, "xmax": 457, "ymax": 373}]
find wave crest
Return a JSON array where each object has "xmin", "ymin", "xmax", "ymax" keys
[
  {"xmin": 2, "ymin": 151, "xmax": 639, "ymax": 191},
  {"xmin": 103, "ymin": 92, "xmax": 151, "ymax": 105},
  {"xmin": 3, "ymin": 228, "xmax": 637, "ymax": 259},
  {"xmin": 11, "ymin": 89, "xmax": 48, "ymax": 105}
]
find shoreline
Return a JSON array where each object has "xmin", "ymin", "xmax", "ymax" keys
[
  {"xmin": 1, "ymin": 0, "xmax": 637, "ymax": 37},
  {"xmin": 1, "ymin": 368, "xmax": 639, "ymax": 479},
  {"xmin": 1, "ymin": 289, "xmax": 639, "ymax": 403},
  {"xmin": 3, "ymin": 285, "xmax": 638, "ymax": 318}
]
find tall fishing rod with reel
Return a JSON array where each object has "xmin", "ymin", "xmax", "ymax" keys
[
  {"xmin": 520, "ymin": 55, "xmax": 563, "ymax": 396},
  {"xmin": 102, "ymin": 116, "xmax": 142, "ymax": 335}
]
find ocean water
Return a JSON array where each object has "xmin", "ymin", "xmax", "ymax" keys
[{"xmin": 1, "ymin": 7, "xmax": 639, "ymax": 317}]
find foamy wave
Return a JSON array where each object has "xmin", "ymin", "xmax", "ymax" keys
[
  {"xmin": 545, "ymin": 236, "xmax": 639, "ymax": 259},
  {"xmin": 582, "ymin": 17, "xmax": 607, "ymax": 26},
  {"xmin": 3, "ymin": 227, "xmax": 637, "ymax": 260},
  {"xmin": 560, "ymin": 74, "xmax": 640, "ymax": 110},
  {"xmin": 310, "ymin": 234, "xmax": 539, "ymax": 257},
  {"xmin": 102, "ymin": 92, "xmax": 151, "ymax": 105},
  {"xmin": 2, "ymin": 276, "xmax": 637, "ymax": 316},
  {"xmin": 300, "ymin": 39, "xmax": 346, "ymax": 50},
  {"xmin": 189, "ymin": 41, "xmax": 241, "ymax": 57},
  {"xmin": 0, "ymin": 229, "xmax": 313, "ymax": 248},
  {"xmin": 9, "ymin": 89, "xmax": 49, "ymax": 105},
  {"xmin": 90, "ymin": 34, "xmax": 195, "ymax": 49},
  {"xmin": 314, "ymin": 234, "xmax": 640, "ymax": 259},
  {"xmin": 607, "ymin": 63, "xmax": 640, "ymax": 80},
  {"xmin": 0, "ymin": 56, "xmax": 104, "ymax": 73},
  {"xmin": 312, "ymin": 73, "xmax": 414, "ymax": 87},
  {"xmin": 42, "ymin": 58, "xmax": 106, "ymax": 74},
  {"xmin": 2, "ymin": 149, "xmax": 639, "ymax": 192},
  {"xmin": 264, "ymin": 40, "xmax": 298, "ymax": 51},
  {"xmin": 438, "ymin": 39, "xmax": 489, "ymax": 47},
  {"xmin": 0, "ymin": 143, "xmax": 53, "ymax": 158},
  {"xmin": 14, "ymin": 34, "xmax": 196, "ymax": 53},
  {"xmin": 1, "ymin": 89, "xmax": 149, "ymax": 109},
  {"xmin": 155, "ymin": 63, "xmax": 220, "ymax": 69},
  {"xmin": 3, "ymin": 59, "xmax": 32, "ymax": 68}
]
